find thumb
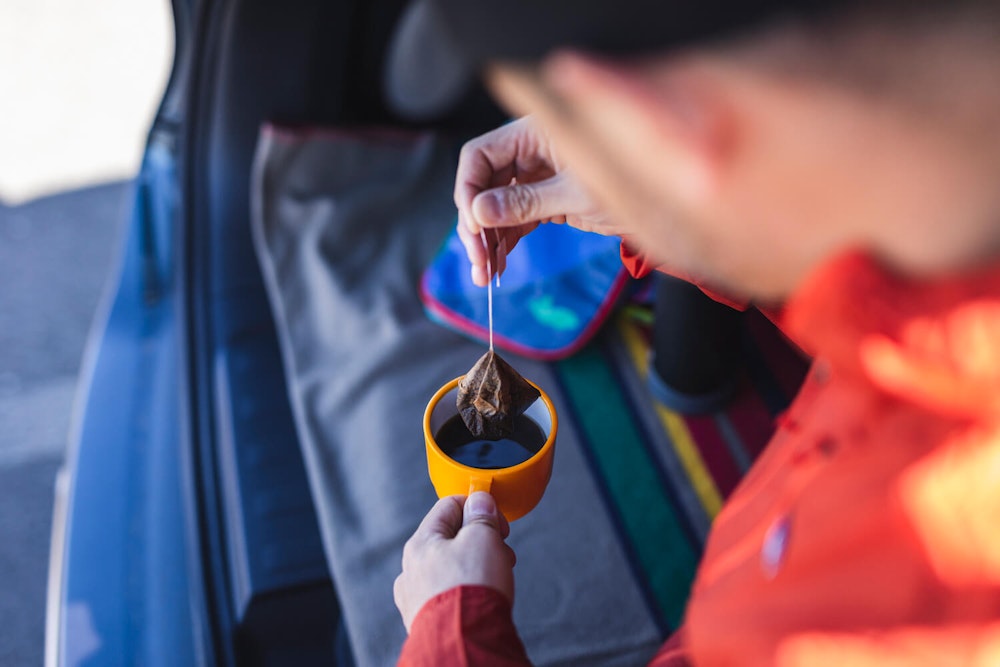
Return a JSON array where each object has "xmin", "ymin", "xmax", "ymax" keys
[
  {"xmin": 463, "ymin": 492, "xmax": 503, "ymax": 533},
  {"xmin": 471, "ymin": 173, "xmax": 578, "ymax": 229}
]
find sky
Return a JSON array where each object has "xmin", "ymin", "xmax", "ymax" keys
[{"xmin": 0, "ymin": 0, "xmax": 173, "ymax": 204}]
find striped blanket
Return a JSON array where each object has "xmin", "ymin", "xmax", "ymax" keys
[{"xmin": 557, "ymin": 307, "xmax": 807, "ymax": 632}]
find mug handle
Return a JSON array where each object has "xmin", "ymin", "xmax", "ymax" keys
[{"xmin": 468, "ymin": 476, "xmax": 493, "ymax": 496}]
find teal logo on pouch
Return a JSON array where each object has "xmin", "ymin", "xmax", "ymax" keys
[{"xmin": 529, "ymin": 294, "xmax": 581, "ymax": 331}]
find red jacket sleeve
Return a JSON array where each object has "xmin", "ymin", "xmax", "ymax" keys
[
  {"xmin": 398, "ymin": 586, "xmax": 693, "ymax": 667},
  {"xmin": 620, "ymin": 239, "xmax": 794, "ymax": 346},
  {"xmin": 648, "ymin": 627, "xmax": 693, "ymax": 667},
  {"xmin": 398, "ymin": 586, "xmax": 531, "ymax": 667},
  {"xmin": 620, "ymin": 239, "xmax": 750, "ymax": 312}
]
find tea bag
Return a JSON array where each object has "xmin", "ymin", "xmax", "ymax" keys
[
  {"xmin": 457, "ymin": 350, "xmax": 541, "ymax": 439},
  {"xmin": 457, "ymin": 229, "xmax": 539, "ymax": 438}
]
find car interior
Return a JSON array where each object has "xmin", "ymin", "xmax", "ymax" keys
[
  {"xmin": 171, "ymin": 1, "xmax": 807, "ymax": 665},
  {"xmin": 180, "ymin": 1, "xmax": 504, "ymax": 664}
]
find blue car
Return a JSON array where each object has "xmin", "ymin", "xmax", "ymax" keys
[
  {"xmin": 45, "ymin": 1, "xmax": 507, "ymax": 664},
  {"xmin": 47, "ymin": 2, "xmax": 804, "ymax": 665}
]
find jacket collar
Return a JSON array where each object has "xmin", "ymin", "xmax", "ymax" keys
[{"xmin": 782, "ymin": 251, "xmax": 1000, "ymax": 419}]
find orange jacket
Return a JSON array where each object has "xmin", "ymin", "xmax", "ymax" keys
[{"xmin": 400, "ymin": 251, "xmax": 1000, "ymax": 666}]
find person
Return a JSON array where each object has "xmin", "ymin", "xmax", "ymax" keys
[{"xmin": 390, "ymin": 0, "xmax": 1000, "ymax": 664}]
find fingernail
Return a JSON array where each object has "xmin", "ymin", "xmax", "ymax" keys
[
  {"xmin": 466, "ymin": 492, "xmax": 496, "ymax": 518},
  {"xmin": 472, "ymin": 191, "xmax": 503, "ymax": 225}
]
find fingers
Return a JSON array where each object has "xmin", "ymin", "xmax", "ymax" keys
[
  {"xmin": 463, "ymin": 493, "xmax": 515, "ymax": 569},
  {"xmin": 408, "ymin": 493, "xmax": 508, "ymax": 545},
  {"xmin": 454, "ymin": 117, "xmax": 543, "ymax": 235},
  {"xmin": 454, "ymin": 116, "xmax": 574, "ymax": 284},
  {"xmin": 392, "ymin": 573, "xmax": 408, "ymax": 629},
  {"xmin": 504, "ymin": 543, "xmax": 517, "ymax": 569},
  {"xmin": 456, "ymin": 173, "xmax": 578, "ymax": 286},
  {"xmin": 471, "ymin": 172, "xmax": 578, "ymax": 230},
  {"xmin": 457, "ymin": 221, "xmax": 528, "ymax": 287},
  {"xmin": 413, "ymin": 495, "xmax": 465, "ymax": 543},
  {"xmin": 462, "ymin": 492, "xmax": 507, "ymax": 536},
  {"xmin": 457, "ymin": 211, "xmax": 488, "ymax": 282}
]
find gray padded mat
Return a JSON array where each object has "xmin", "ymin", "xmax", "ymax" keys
[{"xmin": 251, "ymin": 125, "xmax": 662, "ymax": 666}]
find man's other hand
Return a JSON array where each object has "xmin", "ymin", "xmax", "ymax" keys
[{"xmin": 394, "ymin": 492, "xmax": 517, "ymax": 632}]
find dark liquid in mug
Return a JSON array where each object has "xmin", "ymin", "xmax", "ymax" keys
[{"xmin": 435, "ymin": 414, "xmax": 546, "ymax": 469}]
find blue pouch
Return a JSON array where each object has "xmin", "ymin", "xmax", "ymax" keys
[{"xmin": 420, "ymin": 222, "xmax": 633, "ymax": 360}]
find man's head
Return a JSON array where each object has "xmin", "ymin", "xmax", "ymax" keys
[{"xmin": 393, "ymin": 1, "xmax": 1000, "ymax": 301}]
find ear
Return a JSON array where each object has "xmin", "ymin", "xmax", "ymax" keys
[{"xmin": 539, "ymin": 51, "xmax": 735, "ymax": 203}]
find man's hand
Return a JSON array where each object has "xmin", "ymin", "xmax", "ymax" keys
[
  {"xmin": 455, "ymin": 116, "xmax": 612, "ymax": 286},
  {"xmin": 394, "ymin": 492, "xmax": 517, "ymax": 633}
]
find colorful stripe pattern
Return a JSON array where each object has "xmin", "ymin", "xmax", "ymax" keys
[{"xmin": 554, "ymin": 307, "xmax": 809, "ymax": 635}]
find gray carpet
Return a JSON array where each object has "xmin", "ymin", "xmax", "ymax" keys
[{"xmin": 251, "ymin": 127, "xmax": 661, "ymax": 667}]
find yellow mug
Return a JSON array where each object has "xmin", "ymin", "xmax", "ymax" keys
[{"xmin": 423, "ymin": 376, "xmax": 558, "ymax": 521}]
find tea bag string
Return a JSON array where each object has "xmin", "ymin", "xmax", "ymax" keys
[{"xmin": 480, "ymin": 229, "xmax": 501, "ymax": 352}]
